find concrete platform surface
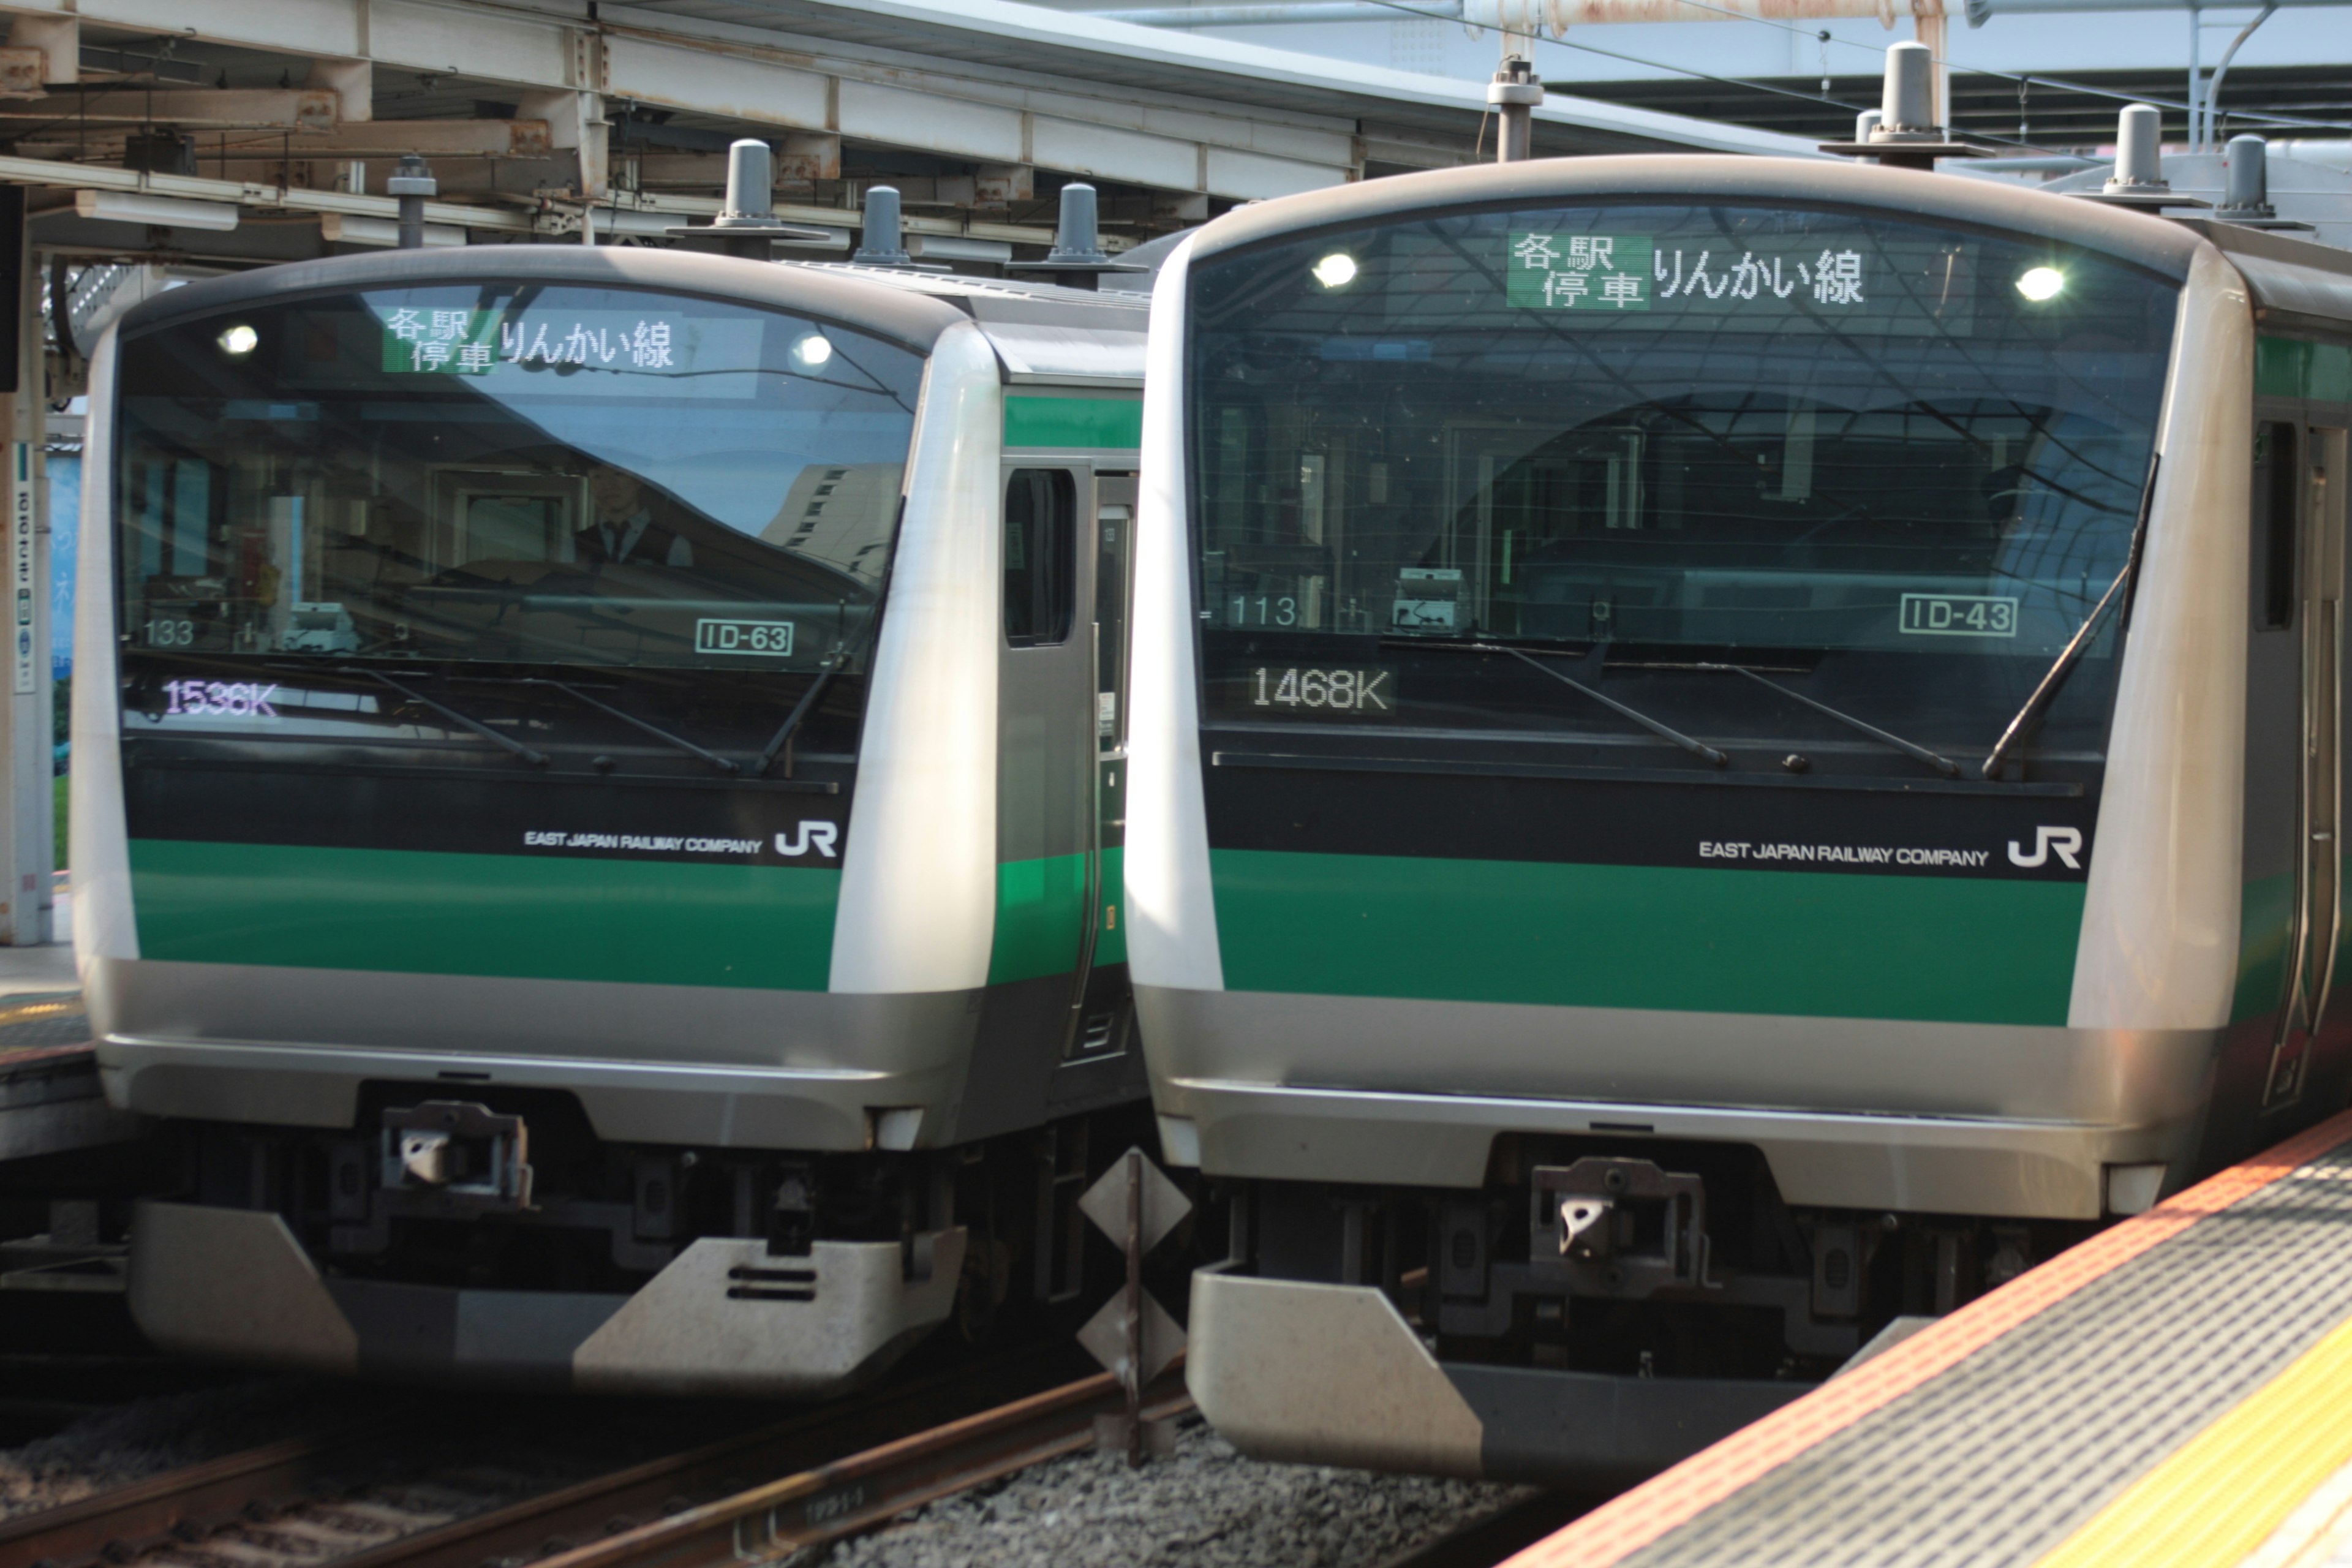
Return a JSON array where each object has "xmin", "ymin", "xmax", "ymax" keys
[{"xmin": 1511, "ymin": 1108, "xmax": 2352, "ymax": 1568}]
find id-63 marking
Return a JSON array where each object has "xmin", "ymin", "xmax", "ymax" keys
[{"xmin": 696, "ymin": 617, "xmax": 796, "ymax": 656}]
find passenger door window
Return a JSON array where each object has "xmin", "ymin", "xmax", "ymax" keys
[{"xmin": 1006, "ymin": 469, "xmax": 1076, "ymax": 647}]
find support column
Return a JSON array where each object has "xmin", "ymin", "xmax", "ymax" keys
[
  {"xmin": 1912, "ymin": 3, "xmax": 1950, "ymax": 132},
  {"xmin": 0, "ymin": 186, "xmax": 50, "ymax": 946}
]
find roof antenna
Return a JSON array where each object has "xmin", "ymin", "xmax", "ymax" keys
[
  {"xmin": 666, "ymin": 140, "xmax": 833, "ymax": 258},
  {"xmin": 1008, "ymin": 183, "xmax": 1148, "ymax": 290},
  {"xmin": 1488, "ymin": 55, "xmax": 1542, "ymax": 164},
  {"xmin": 2070, "ymin": 104, "xmax": 2207, "ymax": 209},
  {"xmin": 1821, "ymin": 42, "xmax": 1981, "ymax": 171},
  {"xmin": 850, "ymin": 186, "xmax": 946, "ymax": 269},
  {"xmin": 2214, "ymin": 134, "xmax": 2310, "ymax": 229}
]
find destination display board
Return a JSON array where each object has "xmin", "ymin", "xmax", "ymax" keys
[{"xmin": 1499, "ymin": 228, "xmax": 1981, "ymax": 334}]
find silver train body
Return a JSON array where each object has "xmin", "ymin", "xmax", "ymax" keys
[
  {"xmin": 1127, "ymin": 157, "xmax": 2352, "ymax": 1480},
  {"xmin": 77, "ymin": 246, "xmax": 1148, "ymax": 1393}
]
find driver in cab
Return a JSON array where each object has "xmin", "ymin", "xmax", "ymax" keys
[{"xmin": 579, "ymin": 464, "xmax": 695, "ymax": 568}]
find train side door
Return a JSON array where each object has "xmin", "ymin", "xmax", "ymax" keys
[
  {"xmin": 1065, "ymin": 475, "xmax": 1138, "ymax": 1063},
  {"xmin": 2267, "ymin": 425, "xmax": 2347, "ymax": 1107},
  {"xmin": 1000, "ymin": 466, "xmax": 1093, "ymax": 1022}
]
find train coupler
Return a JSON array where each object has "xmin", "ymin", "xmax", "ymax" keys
[
  {"xmin": 1530, "ymin": 1157, "xmax": 1715, "ymax": 1293},
  {"xmin": 379, "ymin": 1100, "xmax": 534, "ymax": 1212}
]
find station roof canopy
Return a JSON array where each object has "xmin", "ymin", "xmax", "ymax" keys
[
  {"xmin": 621, "ymin": 0, "xmax": 1821, "ymax": 164},
  {"xmin": 0, "ymin": 0, "xmax": 1817, "ymax": 274}
]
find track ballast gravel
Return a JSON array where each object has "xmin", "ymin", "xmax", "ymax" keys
[
  {"xmin": 0, "ymin": 1377, "xmax": 356, "ymax": 1520},
  {"xmin": 821, "ymin": 1416, "xmax": 1527, "ymax": 1568}
]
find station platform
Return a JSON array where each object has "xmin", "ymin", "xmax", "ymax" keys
[
  {"xmin": 0, "ymin": 959, "xmax": 137, "ymax": 1167},
  {"xmin": 1510, "ymin": 1107, "xmax": 2352, "ymax": 1568}
]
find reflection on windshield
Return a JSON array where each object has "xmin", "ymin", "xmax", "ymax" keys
[
  {"xmin": 1189, "ymin": 203, "xmax": 2177, "ymax": 759},
  {"xmin": 117, "ymin": 284, "xmax": 924, "ymax": 673}
]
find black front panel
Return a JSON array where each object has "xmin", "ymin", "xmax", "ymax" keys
[{"xmin": 119, "ymin": 655, "xmax": 859, "ymax": 866}]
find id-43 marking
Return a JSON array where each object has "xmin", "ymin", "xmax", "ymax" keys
[{"xmin": 1900, "ymin": 593, "xmax": 2017, "ymax": 638}]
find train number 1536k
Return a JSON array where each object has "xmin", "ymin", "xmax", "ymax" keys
[{"xmin": 1249, "ymin": 666, "xmax": 1396, "ymax": 715}]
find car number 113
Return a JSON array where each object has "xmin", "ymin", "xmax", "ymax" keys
[{"xmin": 1251, "ymin": 665, "xmax": 1395, "ymax": 714}]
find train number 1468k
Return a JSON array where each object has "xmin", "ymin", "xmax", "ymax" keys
[{"xmin": 1249, "ymin": 666, "xmax": 1395, "ymax": 714}]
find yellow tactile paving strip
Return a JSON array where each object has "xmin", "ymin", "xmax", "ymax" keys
[{"xmin": 1508, "ymin": 1106, "xmax": 2352, "ymax": 1568}]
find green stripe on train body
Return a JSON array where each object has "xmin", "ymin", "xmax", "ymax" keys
[
  {"xmin": 129, "ymin": 839, "xmax": 839, "ymax": 990},
  {"xmin": 1208, "ymin": 849, "xmax": 2088, "ymax": 1026},
  {"xmin": 2231, "ymin": 862, "xmax": 2352, "ymax": 1025},
  {"xmin": 988, "ymin": 848, "xmax": 1126, "ymax": 984},
  {"xmin": 1003, "ymin": 395, "xmax": 1142, "ymax": 450},
  {"xmin": 2258, "ymin": 336, "xmax": 2352, "ymax": 402}
]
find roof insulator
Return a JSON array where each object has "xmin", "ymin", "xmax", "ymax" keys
[
  {"xmin": 2069, "ymin": 105, "xmax": 2208, "ymax": 209},
  {"xmin": 850, "ymin": 186, "xmax": 946, "ymax": 269},
  {"xmin": 1819, "ymin": 42, "xmax": 1983, "ymax": 172},
  {"xmin": 665, "ymin": 139, "xmax": 835, "ymax": 259},
  {"xmin": 1007, "ymin": 183, "xmax": 1149, "ymax": 289},
  {"xmin": 2214, "ymin": 134, "xmax": 2313, "ymax": 230}
]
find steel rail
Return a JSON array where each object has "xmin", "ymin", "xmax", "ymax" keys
[
  {"xmin": 531, "ymin": 1368, "xmax": 1194, "ymax": 1568},
  {"xmin": 332, "ymin": 1349, "xmax": 1092, "ymax": 1568},
  {"xmin": 0, "ymin": 1411, "xmax": 438, "ymax": 1568},
  {"xmin": 2, "ymin": 1349, "xmax": 1093, "ymax": 1568}
]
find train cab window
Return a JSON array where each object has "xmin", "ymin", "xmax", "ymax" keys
[
  {"xmin": 1186, "ymin": 202, "xmax": 2179, "ymax": 763},
  {"xmin": 112, "ymin": 284, "xmax": 924, "ymax": 674},
  {"xmin": 2258, "ymin": 421, "xmax": 2300, "ymax": 630},
  {"xmin": 1005, "ymin": 468, "xmax": 1077, "ymax": 646}
]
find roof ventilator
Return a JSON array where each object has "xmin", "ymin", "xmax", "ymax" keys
[
  {"xmin": 850, "ymin": 185, "xmax": 946, "ymax": 270},
  {"xmin": 1820, "ymin": 42, "xmax": 1983, "ymax": 171},
  {"xmin": 665, "ymin": 140, "xmax": 833, "ymax": 258},
  {"xmin": 2214, "ymin": 134, "xmax": 2312, "ymax": 230},
  {"xmin": 1488, "ymin": 54, "xmax": 1543, "ymax": 164},
  {"xmin": 2071, "ymin": 105, "xmax": 2207, "ymax": 209},
  {"xmin": 1008, "ymin": 183, "xmax": 1148, "ymax": 290}
]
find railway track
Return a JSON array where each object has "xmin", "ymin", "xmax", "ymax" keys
[
  {"xmin": 526, "ymin": 1367, "xmax": 1193, "ymax": 1568},
  {"xmin": 0, "ymin": 1344, "xmax": 1166, "ymax": 1568}
]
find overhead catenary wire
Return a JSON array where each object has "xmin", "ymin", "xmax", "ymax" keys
[
  {"xmin": 1341, "ymin": 0, "xmax": 2081, "ymax": 152},
  {"xmin": 1336, "ymin": 0, "xmax": 2350, "ymax": 144},
  {"xmin": 1621, "ymin": 0, "xmax": 2352, "ymax": 139}
]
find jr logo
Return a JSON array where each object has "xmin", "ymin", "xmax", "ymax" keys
[
  {"xmin": 2007, "ymin": 826, "xmax": 2084, "ymax": 870},
  {"xmin": 774, "ymin": 821, "xmax": 839, "ymax": 859}
]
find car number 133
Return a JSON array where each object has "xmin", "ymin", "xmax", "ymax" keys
[{"xmin": 1250, "ymin": 665, "xmax": 1395, "ymax": 715}]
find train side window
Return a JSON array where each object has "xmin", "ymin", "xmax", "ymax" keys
[
  {"xmin": 1005, "ymin": 468, "xmax": 1076, "ymax": 647},
  {"xmin": 2259, "ymin": 421, "xmax": 2300, "ymax": 629}
]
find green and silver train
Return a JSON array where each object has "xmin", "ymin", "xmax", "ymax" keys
[
  {"xmin": 76, "ymin": 243, "xmax": 1149, "ymax": 1393},
  {"xmin": 1129, "ymin": 155, "xmax": 2352, "ymax": 1480}
]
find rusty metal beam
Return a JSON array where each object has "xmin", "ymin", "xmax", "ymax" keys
[
  {"xmin": 0, "ymin": 89, "xmax": 337, "ymax": 131},
  {"xmin": 197, "ymin": 120, "xmax": 554, "ymax": 159}
]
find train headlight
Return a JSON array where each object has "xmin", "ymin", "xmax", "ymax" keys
[
  {"xmin": 790, "ymin": 333, "xmax": 834, "ymax": 369},
  {"xmin": 2015, "ymin": 266, "xmax": 2066, "ymax": 303},
  {"xmin": 216, "ymin": 323, "xmax": 259, "ymax": 357},
  {"xmin": 1312, "ymin": 252, "xmax": 1358, "ymax": 289}
]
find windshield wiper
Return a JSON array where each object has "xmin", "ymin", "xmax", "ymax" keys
[
  {"xmin": 755, "ymin": 651, "xmax": 847, "ymax": 778},
  {"xmin": 344, "ymin": 668, "xmax": 549, "ymax": 767},
  {"xmin": 1471, "ymin": 643, "xmax": 1727, "ymax": 767},
  {"xmin": 1694, "ymin": 663, "xmax": 1958, "ymax": 778},
  {"xmin": 521, "ymin": 678, "xmax": 739, "ymax": 776},
  {"xmin": 1981, "ymin": 454, "xmax": 2158, "ymax": 780}
]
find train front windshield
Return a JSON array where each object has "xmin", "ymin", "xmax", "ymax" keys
[
  {"xmin": 1186, "ymin": 204, "xmax": 2178, "ymax": 766},
  {"xmin": 116, "ymin": 284, "xmax": 922, "ymax": 674}
]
